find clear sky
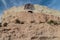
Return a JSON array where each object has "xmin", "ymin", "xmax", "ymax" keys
[{"xmin": 0, "ymin": 0, "xmax": 60, "ymax": 14}]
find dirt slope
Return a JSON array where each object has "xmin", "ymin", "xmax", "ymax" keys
[{"xmin": 0, "ymin": 4, "xmax": 60, "ymax": 40}]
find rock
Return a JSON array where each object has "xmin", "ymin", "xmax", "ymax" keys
[{"xmin": 24, "ymin": 3, "xmax": 35, "ymax": 10}]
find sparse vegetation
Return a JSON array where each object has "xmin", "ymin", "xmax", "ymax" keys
[
  {"xmin": 31, "ymin": 36, "xmax": 38, "ymax": 40},
  {"xmin": 0, "ymin": 23, "xmax": 2, "ymax": 27},
  {"xmin": 15, "ymin": 19, "xmax": 20, "ymax": 24},
  {"xmin": 3, "ymin": 29, "xmax": 11, "ymax": 32},
  {"xmin": 3, "ymin": 23, "xmax": 8, "ymax": 27},
  {"xmin": 30, "ymin": 20, "xmax": 35, "ymax": 23},
  {"xmin": 47, "ymin": 20, "xmax": 59, "ymax": 25},
  {"xmin": 15, "ymin": 19, "xmax": 24, "ymax": 24}
]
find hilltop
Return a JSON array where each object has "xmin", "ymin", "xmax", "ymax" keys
[{"xmin": 0, "ymin": 4, "xmax": 60, "ymax": 40}]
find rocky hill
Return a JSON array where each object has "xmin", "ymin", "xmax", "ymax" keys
[{"xmin": 0, "ymin": 4, "xmax": 60, "ymax": 40}]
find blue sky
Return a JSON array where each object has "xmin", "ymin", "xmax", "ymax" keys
[{"xmin": 0, "ymin": 0, "xmax": 60, "ymax": 14}]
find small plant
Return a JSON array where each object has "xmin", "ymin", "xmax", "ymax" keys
[
  {"xmin": 0, "ymin": 23, "xmax": 2, "ymax": 27},
  {"xmin": 31, "ymin": 36, "xmax": 38, "ymax": 40},
  {"xmin": 15, "ymin": 19, "xmax": 24, "ymax": 24},
  {"xmin": 20, "ymin": 21, "xmax": 24, "ymax": 24},
  {"xmin": 47, "ymin": 20, "xmax": 59, "ymax": 25},
  {"xmin": 3, "ymin": 23, "xmax": 8, "ymax": 27},
  {"xmin": 15, "ymin": 19, "xmax": 20, "ymax": 24},
  {"xmin": 30, "ymin": 20, "xmax": 35, "ymax": 23},
  {"xmin": 3, "ymin": 29, "xmax": 11, "ymax": 32}
]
